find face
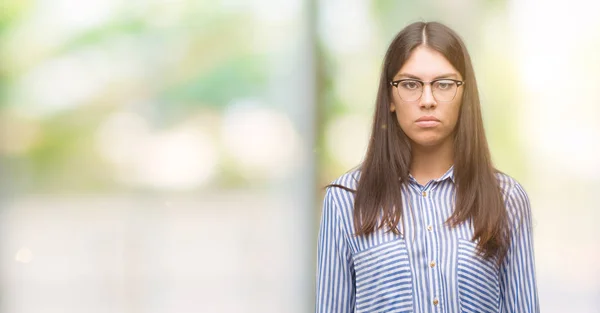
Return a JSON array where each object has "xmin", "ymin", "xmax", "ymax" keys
[{"xmin": 390, "ymin": 45, "xmax": 463, "ymax": 149}]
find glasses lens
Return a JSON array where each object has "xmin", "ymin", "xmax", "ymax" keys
[
  {"xmin": 397, "ymin": 80, "xmax": 422, "ymax": 101},
  {"xmin": 432, "ymin": 80, "xmax": 458, "ymax": 102}
]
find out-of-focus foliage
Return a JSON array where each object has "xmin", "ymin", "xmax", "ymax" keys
[{"xmin": 0, "ymin": 1, "xmax": 275, "ymax": 192}]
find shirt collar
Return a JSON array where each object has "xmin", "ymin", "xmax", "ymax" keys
[
  {"xmin": 436, "ymin": 165, "xmax": 455, "ymax": 183},
  {"xmin": 407, "ymin": 165, "xmax": 455, "ymax": 184}
]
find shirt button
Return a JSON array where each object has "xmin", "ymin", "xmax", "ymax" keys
[
  {"xmin": 427, "ymin": 225, "xmax": 433, "ymax": 231},
  {"xmin": 433, "ymin": 298, "xmax": 439, "ymax": 306},
  {"xmin": 430, "ymin": 261, "xmax": 436, "ymax": 268},
  {"xmin": 422, "ymin": 191, "xmax": 427, "ymax": 197}
]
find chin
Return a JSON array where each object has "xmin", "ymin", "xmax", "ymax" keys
[
  {"xmin": 409, "ymin": 134, "xmax": 447, "ymax": 148},
  {"xmin": 413, "ymin": 140, "xmax": 442, "ymax": 148}
]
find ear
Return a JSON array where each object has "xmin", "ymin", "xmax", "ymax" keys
[{"xmin": 390, "ymin": 102, "xmax": 396, "ymax": 112}]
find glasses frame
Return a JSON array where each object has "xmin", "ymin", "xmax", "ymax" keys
[{"xmin": 389, "ymin": 78, "xmax": 465, "ymax": 102}]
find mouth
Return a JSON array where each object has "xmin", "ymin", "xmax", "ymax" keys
[{"xmin": 415, "ymin": 116, "xmax": 440, "ymax": 128}]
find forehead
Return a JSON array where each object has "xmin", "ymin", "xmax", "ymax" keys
[{"xmin": 395, "ymin": 45, "xmax": 461, "ymax": 80}]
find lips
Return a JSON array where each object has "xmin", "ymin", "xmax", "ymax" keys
[
  {"xmin": 416, "ymin": 116, "xmax": 440, "ymax": 122},
  {"xmin": 415, "ymin": 116, "xmax": 440, "ymax": 128}
]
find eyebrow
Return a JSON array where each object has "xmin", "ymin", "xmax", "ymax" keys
[{"xmin": 395, "ymin": 73, "xmax": 459, "ymax": 80}]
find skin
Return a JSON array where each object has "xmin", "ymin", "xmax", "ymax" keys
[{"xmin": 389, "ymin": 45, "xmax": 464, "ymax": 185}]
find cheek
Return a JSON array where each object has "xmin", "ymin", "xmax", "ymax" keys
[
  {"xmin": 393, "ymin": 104, "xmax": 414, "ymax": 130},
  {"xmin": 452, "ymin": 98, "xmax": 463, "ymax": 121},
  {"xmin": 448, "ymin": 103, "xmax": 461, "ymax": 125},
  {"xmin": 445, "ymin": 92, "xmax": 463, "ymax": 127}
]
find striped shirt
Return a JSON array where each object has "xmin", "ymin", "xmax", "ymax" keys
[{"xmin": 316, "ymin": 166, "xmax": 539, "ymax": 313}]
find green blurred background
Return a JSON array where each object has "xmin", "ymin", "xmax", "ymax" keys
[{"xmin": 0, "ymin": 0, "xmax": 599, "ymax": 312}]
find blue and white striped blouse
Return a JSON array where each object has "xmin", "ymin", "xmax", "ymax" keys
[{"xmin": 316, "ymin": 166, "xmax": 539, "ymax": 313}]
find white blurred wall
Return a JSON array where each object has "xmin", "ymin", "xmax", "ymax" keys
[{"xmin": 511, "ymin": 0, "xmax": 600, "ymax": 311}]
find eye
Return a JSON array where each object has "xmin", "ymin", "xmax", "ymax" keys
[
  {"xmin": 435, "ymin": 80, "xmax": 455, "ymax": 90},
  {"xmin": 399, "ymin": 80, "xmax": 420, "ymax": 90}
]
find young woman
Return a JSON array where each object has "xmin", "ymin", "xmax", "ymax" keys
[{"xmin": 316, "ymin": 22, "xmax": 539, "ymax": 313}]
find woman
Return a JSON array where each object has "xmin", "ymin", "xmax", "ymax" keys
[{"xmin": 316, "ymin": 22, "xmax": 539, "ymax": 313}]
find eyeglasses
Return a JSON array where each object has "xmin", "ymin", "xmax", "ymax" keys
[{"xmin": 389, "ymin": 78, "xmax": 464, "ymax": 102}]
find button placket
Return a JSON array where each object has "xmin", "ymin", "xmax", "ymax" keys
[{"xmin": 422, "ymin": 185, "xmax": 442, "ymax": 311}]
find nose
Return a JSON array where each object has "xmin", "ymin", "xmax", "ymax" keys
[{"xmin": 420, "ymin": 84, "xmax": 437, "ymax": 109}]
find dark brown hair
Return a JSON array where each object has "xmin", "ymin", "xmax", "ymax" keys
[{"xmin": 329, "ymin": 21, "xmax": 509, "ymax": 263}]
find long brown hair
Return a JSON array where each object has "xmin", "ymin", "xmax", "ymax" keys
[{"xmin": 330, "ymin": 21, "xmax": 509, "ymax": 263}]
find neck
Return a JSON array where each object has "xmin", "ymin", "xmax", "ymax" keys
[{"xmin": 410, "ymin": 138, "xmax": 454, "ymax": 185}]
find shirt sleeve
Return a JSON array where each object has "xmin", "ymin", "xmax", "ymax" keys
[
  {"xmin": 315, "ymin": 188, "xmax": 355, "ymax": 313},
  {"xmin": 500, "ymin": 182, "xmax": 540, "ymax": 313}
]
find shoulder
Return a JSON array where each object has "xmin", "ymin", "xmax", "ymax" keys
[
  {"xmin": 329, "ymin": 169, "xmax": 361, "ymax": 190},
  {"xmin": 494, "ymin": 172, "xmax": 530, "ymax": 203},
  {"xmin": 323, "ymin": 169, "xmax": 361, "ymax": 219},
  {"xmin": 495, "ymin": 171, "xmax": 532, "ymax": 226}
]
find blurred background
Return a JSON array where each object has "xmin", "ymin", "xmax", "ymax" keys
[{"xmin": 0, "ymin": 0, "xmax": 599, "ymax": 312}]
